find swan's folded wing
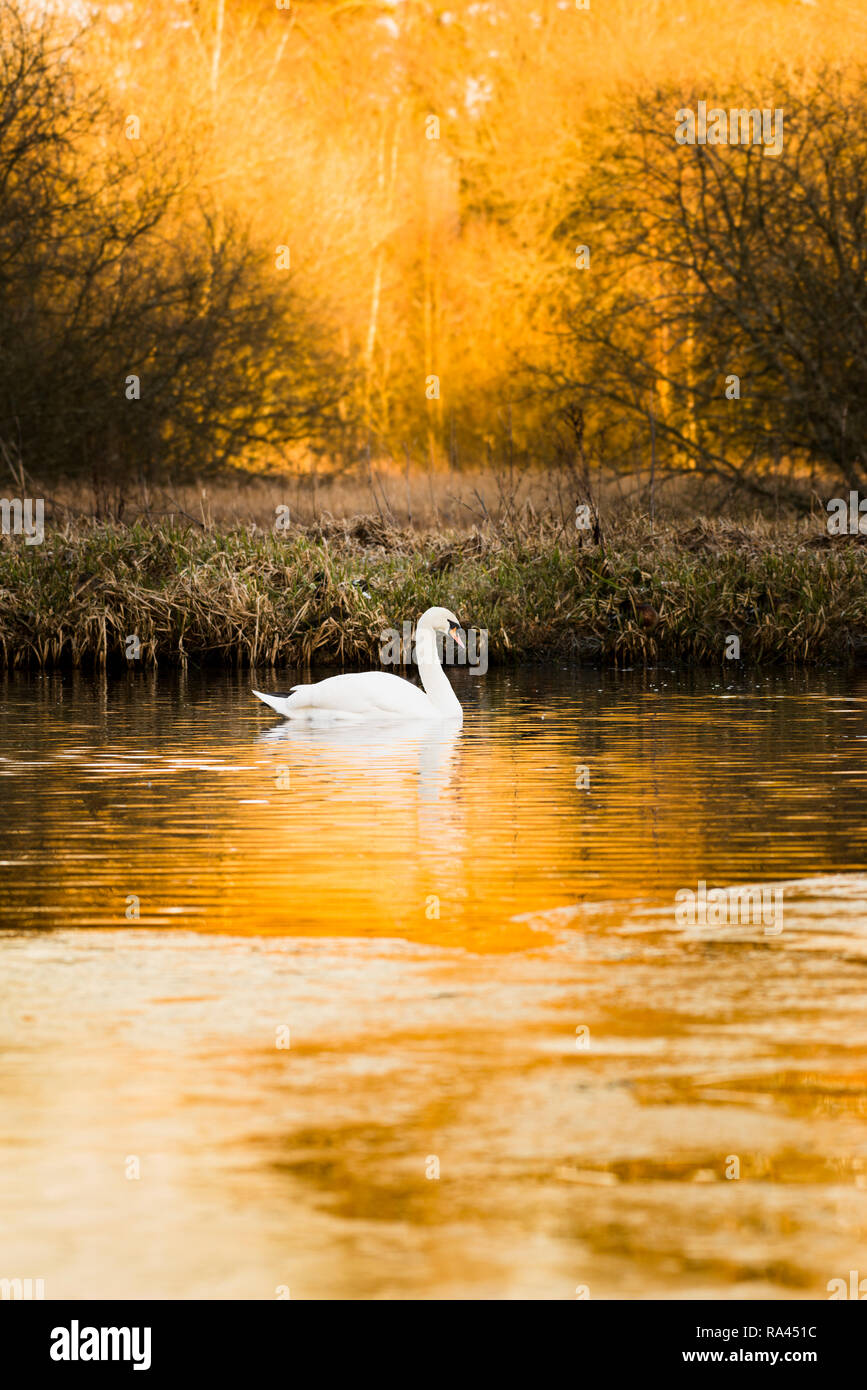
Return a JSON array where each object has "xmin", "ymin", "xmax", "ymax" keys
[{"xmin": 286, "ymin": 671, "xmax": 434, "ymax": 718}]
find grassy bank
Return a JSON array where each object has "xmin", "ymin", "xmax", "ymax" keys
[{"xmin": 1, "ymin": 513, "xmax": 866, "ymax": 670}]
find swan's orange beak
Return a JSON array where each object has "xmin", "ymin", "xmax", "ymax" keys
[{"xmin": 448, "ymin": 624, "xmax": 465, "ymax": 649}]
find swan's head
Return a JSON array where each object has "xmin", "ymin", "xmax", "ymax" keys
[{"xmin": 418, "ymin": 606, "xmax": 465, "ymax": 648}]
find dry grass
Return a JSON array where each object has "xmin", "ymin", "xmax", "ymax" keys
[
  {"xmin": 41, "ymin": 462, "xmax": 826, "ymax": 532},
  {"xmin": 1, "ymin": 489, "xmax": 865, "ymax": 670}
]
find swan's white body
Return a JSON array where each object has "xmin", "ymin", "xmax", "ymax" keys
[{"xmin": 253, "ymin": 606, "xmax": 464, "ymax": 725}]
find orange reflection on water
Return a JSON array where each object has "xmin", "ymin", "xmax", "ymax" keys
[{"xmin": 1, "ymin": 667, "xmax": 866, "ymax": 1298}]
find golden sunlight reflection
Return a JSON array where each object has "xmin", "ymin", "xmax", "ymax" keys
[{"xmin": 1, "ymin": 666, "xmax": 867, "ymax": 1298}]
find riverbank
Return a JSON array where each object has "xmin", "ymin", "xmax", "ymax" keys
[{"xmin": 1, "ymin": 514, "xmax": 865, "ymax": 669}]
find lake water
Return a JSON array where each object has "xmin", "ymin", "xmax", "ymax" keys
[{"xmin": 1, "ymin": 664, "xmax": 866, "ymax": 1299}]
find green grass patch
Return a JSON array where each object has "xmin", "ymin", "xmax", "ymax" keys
[{"xmin": 1, "ymin": 515, "xmax": 865, "ymax": 669}]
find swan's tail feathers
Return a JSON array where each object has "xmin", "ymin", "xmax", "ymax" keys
[{"xmin": 252, "ymin": 689, "xmax": 294, "ymax": 717}]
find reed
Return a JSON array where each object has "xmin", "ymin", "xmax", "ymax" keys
[{"xmin": 1, "ymin": 503, "xmax": 865, "ymax": 671}]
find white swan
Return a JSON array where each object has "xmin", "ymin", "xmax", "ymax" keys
[{"xmin": 252, "ymin": 606, "xmax": 465, "ymax": 724}]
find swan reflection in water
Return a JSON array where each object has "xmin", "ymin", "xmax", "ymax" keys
[{"xmin": 258, "ymin": 715, "xmax": 463, "ymax": 805}]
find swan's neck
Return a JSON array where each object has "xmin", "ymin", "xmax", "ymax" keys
[{"xmin": 416, "ymin": 628, "xmax": 463, "ymax": 719}]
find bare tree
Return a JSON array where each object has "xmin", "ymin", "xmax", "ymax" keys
[
  {"xmin": 0, "ymin": 1, "xmax": 345, "ymax": 493},
  {"xmin": 541, "ymin": 70, "xmax": 867, "ymax": 497}
]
